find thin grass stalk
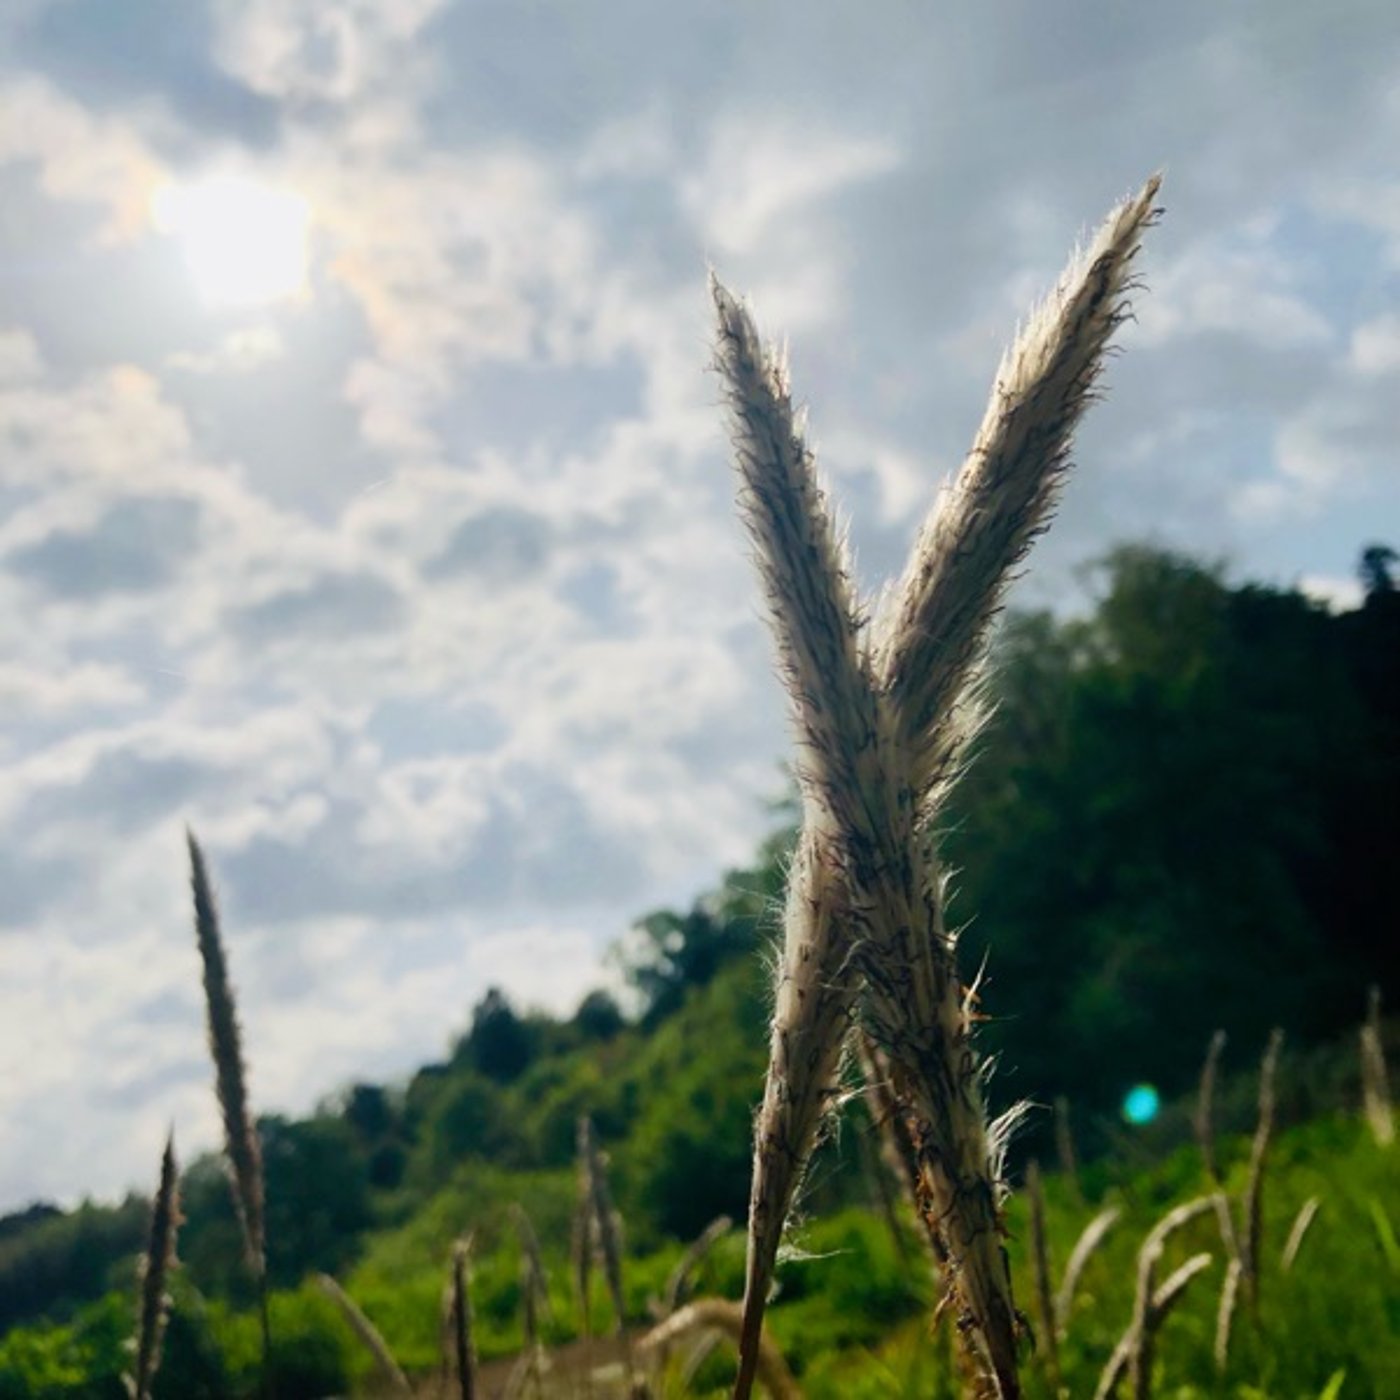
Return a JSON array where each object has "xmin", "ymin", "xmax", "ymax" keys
[
  {"xmin": 1053, "ymin": 1097, "xmax": 1082, "ymax": 1206},
  {"xmin": 186, "ymin": 829, "xmax": 270, "ymax": 1387},
  {"xmin": 1122, "ymin": 1197, "xmax": 1215, "ymax": 1400},
  {"xmin": 637, "ymin": 1299, "xmax": 799, "ymax": 1400},
  {"xmin": 1213, "ymin": 1258, "xmax": 1242, "ymax": 1374},
  {"xmin": 579, "ymin": 1118, "xmax": 627, "ymax": 1338},
  {"xmin": 315, "ymin": 1274, "xmax": 409, "ymax": 1394},
  {"xmin": 1280, "ymin": 1196, "xmax": 1321, "ymax": 1273},
  {"xmin": 511, "ymin": 1204, "xmax": 552, "ymax": 1345},
  {"xmin": 131, "ymin": 1131, "xmax": 180, "ymax": 1400},
  {"xmin": 1095, "ymin": 1252, "xmax": 1212, "ymax": 1400},
  {"xmin": 451, "ymin": 1239, "xmax": 476, "ymax": 1400},
  {"xmin": 1194, "ymin": 1030, "xmax": 1227, "ymax": 1184},
  {"xmin": 1240, "ymin": 1029, "xmax": 1283, "ymax": 1316},
  {"xmin": 1055, "ymin": 1205, "xmax": 1121, "ymax": 1337},
  {"xmin": 1361, "ymin": 985, "xmax": 1394, "ymax": 1147},
  {"xmin": 1025, "ymin": 1161, "xmax": 1058, "ymax": 1391}
]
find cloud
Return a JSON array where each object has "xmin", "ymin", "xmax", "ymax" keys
[{"xmin": 4, "ymin": 495, "xmax": 203, "ymax": 599}]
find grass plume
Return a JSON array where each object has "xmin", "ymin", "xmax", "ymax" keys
[
  {"xmin": 714, "ymin": 175, "xmax": 1161, "ymax": 1400},
  {"xmin": 1280, "ymin": 1196, "xmax": 1321, "ymax": 1273},
  {"xmin": 187, "ymin": 828, "xmax": 269, "ymax": 1382},
  {"xmin": 638, "ymin": 1298, "xmax": 799, "ymax": 1400},
  {"xmin": 130, "ymin": 1130, "xmax": 180, "ymax": 1400},
  {"xmin": 450, "ymin": 1238, "xmax": 477, "ymax": 1400}
]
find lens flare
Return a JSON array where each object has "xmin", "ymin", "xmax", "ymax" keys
[{"xmin": 1122, "ymin": 1083, "xmax": 1160, "ymax": 1125}]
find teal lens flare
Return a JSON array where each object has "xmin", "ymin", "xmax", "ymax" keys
[{"xmin": 1122, "ymin": 1084, "xmax": 1160, "ymax": 1125}]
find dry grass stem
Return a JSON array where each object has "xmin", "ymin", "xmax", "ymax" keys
[
  {"xmin": 450, "ymin": 1239, "xmax": 477, "ymax": 1400},
  {"xmin": 131, "ymin": 1130, "xmax": 180, "ymax": 1400},
  {"xmin": 1025, "ymin": 1161, "xmax": 1058, "ymax": 1390},
  {"xmin": 1213, "ymin": 1257, "xmax": 1242, "ymax": 1373},
  {"xmin": 1361, "ymin": 986, "xmax": 1394, "ymax": 1147},
  {"xmin": 1280, "ymin": 1196, "xmax": 1321, "ymax": 1273},
  {"xmin": 1055, "ymin": 1205, "xmax": 1121, "ymax": 1337},
  {"xmin": 579, "ymin": 1118, "xmax": 628, "ymax": 1339},
  {"xmin": 638, "ymin": 1298, "xmax": 800, "ymax": 1400},
  {"xmin": 1194, "ymin": 1030, "xmax": 1227, "ymax": 1184},
  {"xmin": 315, "ymin": 1274, "xmax": 410, "ymax": 1395},
  {"xmin": 511, "ymin": 1204, "xmax": 552, "ymax": 1346},
  {"xmin": 1241, "ymin": 1029, "xmax": 1283, "ymax": 1314},
  {"xmin": 1095, "ymin": 1251, "xmax": 1213, "ymax": 1400}
]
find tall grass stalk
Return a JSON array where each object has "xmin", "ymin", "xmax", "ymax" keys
[
  {"xmin": 130, "ymin": 1130, "xmax": 180, "ymax": 1400},
  {"xmin": 638, "ymin": 1299, "xmax": 799, "ymax": 1400},
  {"xmin": 1241, "ymin": 1029, "xmax": 1283, "ymax": 1316},
  {"xmin": 1280, "ymin": 1196, "xmax": 1321, "ymax": 1273},
  {"xmin": 314, "ymin": 1273, "xmax": 409, "ymax": 1394},
  {"xmin": 1054, "ymin": 1097, "xmax": 1083, "ymax": 1206},
  {"xmin": 1055, "ymin": 1205, "xmax": 1121, "ymax": 1338},
  {"xmin": 1096, "ymin": 1250, "xmax": 1213, "ymax": 1400},
  {"xmin": 187, "ymin": 829, "xmax": 270, "ymax": 1385},
  {"xmin": 715, "ymin": 175, "xmax": 1160, "ymax": 1400},
  {"xmin": 450, "ymin": 1239, "xmax": 477, "ymax": 1400},
  {"xmin": 1361, "ymin": 986, "xmax": 1394, "ymax": 1147}
]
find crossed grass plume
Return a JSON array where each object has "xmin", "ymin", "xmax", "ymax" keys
[{"xmin": 714, "ymin": 174, "xmax": 1161, "ymax": 1400}]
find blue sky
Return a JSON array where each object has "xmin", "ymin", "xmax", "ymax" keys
[{"xmin": 0, "ymin": 0, "xmax": 1397, "ymax": 1210}]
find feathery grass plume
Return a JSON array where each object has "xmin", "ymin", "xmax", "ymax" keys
[
  {"xmin": 314, "ymin": 1274, "xmax": 410, "ymax": 1395},
  {"xmin": 715, "ymin": 176, "xmax": 1162, "ymax": 1400},
  {"xmin": 1213, "ymin": 1257, "xmax": 1242, "ymax": 1374},
  {"xmin": 450, "ymin": 1238, "xmax": 477, "ymax": 1400},
  {"xmin": 572, "ymin": 1175, "xmax": 595, "ymax": 1341},
  {"xmin": 1194, "ymin": 1030, "xmax": 1227, "ymax": 1184},
  {"xmin": 188, "ymin": 830, "xmax": 264, "ymax": 1275},
  {"xmin": 1095, "ymin": 1252, "xmax": 1213, "ymax": 1400},
  {"xmin": 1361, "ymin": 985, "xmax": 1394, "ymax": 1147},
  {"xmin": 1055, "ymin": 1205, "xmax": 1121, "ymax": 1337},
  {"xmin": 130, "ymin": 1130, "xmax": 180, "ymax": 1400},
  {"xmin": 638, "ymin": 1299, "xmax": 800, "ymax": 1400},
  {"xmin": 187, "ymin": 828, "xmax": 270, "ymax": 1385},
  {"xmin": 714, "ymin": 271, "xmax": 1016, "ymax": 1397},
  {"xmin": 1240, "ymin": 1029, "xmax": 1283, "ymax": 1315},
  {"xmin": 1053, "ymin": 1097, "xmax": 1083, "ymax": 1206},
  {"xmin": 713, "ymin": 279, "xmax": 873, "ymax": 1398},
  {"xmin": 1025, "ymin": 1162, "xmax": 1058, "ymax": 1390},
  {"xmin": 872, "ymin": 175, "xmax": 1162, "ymax": 805},
  {"xmin": 1281, "ymin": 1196, "xmax": 1321, "ymax": 1273}
]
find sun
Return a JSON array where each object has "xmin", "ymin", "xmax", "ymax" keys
[{"xmin": 152, "ymin": 174, "xmax": 312, "ymax": 309}]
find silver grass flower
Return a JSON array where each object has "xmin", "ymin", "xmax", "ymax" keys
[
  {"xmin": 713, "ymin": 175, "xmax": 1161, "ymax": 1400},
  {"xmin": 187, "ymin": 829, "xmax": 265, "ymax": 1279},
  {"xmin": 1055, "ymin": 1205, "xmax": 1121, "ymax": 1336},
  {"xmin": 873, "ymin": 175, "xmax": 1162, "ymax": 808},
  {"xmin": 130, "ymin": 1131, "xmax": 180, "ymax": 1400}
]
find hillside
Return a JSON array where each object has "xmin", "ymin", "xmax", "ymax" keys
[{"xmin": 1, "ymin": 545, "xmax": 1398, "ymax": 1397}]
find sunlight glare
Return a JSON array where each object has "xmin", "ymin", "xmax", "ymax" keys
[{"xmin": 152, "ymin": 174, "xmax": 311, "ymax": 308}]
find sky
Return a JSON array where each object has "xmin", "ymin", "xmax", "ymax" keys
[{"xmin": 0, "ymin": 1, "xmax": 1397, "ymax": 1212}]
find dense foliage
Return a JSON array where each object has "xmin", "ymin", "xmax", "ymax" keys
[{"xmin": 1, "ymin": 544, "xmax": 1396, "ymax": 1395}]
